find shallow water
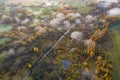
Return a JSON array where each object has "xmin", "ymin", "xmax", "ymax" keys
[
  {"xmin": 0, "ymin": 24, "xmax": 12, "ymax": 32},
  {"xmin": 61, "ymin": 60, "xmax": 71, "ymax": 70}
]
